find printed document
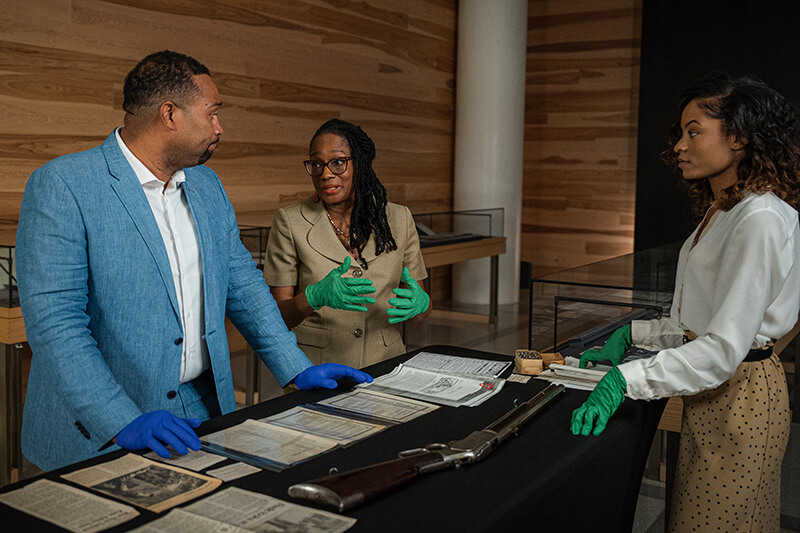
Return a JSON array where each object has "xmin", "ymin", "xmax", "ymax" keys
[
  {"xmin": 313, "ymin": 388, "xmax": 438, "ymax": 424},
  {"xmin": 0, "ymin": 478, "xmax": 139, "ymax": 532},
  {"xmin": 130, "ymin": 486, "xmax": 355, "ymax": 533},
  {"xmin": 61, "ymin": 454, "xmax": 221, "ymax": 513}
]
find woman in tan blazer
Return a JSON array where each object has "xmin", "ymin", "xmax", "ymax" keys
[{"xmin": 264, "ymin": 119, "xmax": 430, "ymax": 369}]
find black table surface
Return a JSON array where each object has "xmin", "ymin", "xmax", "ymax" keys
[{"xmin": 0, "ymin": 345, "xmax": 666, "ymax": 532}]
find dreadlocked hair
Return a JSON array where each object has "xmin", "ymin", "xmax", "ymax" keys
[
  {"xmin": 310, "ymin": 119, "xmax": 396, "ymax": 269},
  {"xmin": 660, "ymin": 71, "xmax": 800, "ymax": 223}
]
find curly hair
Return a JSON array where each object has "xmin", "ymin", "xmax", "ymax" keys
[
  {"xmin": 123, "ymin": 50, "xmax": 210, "ymax": 115},
  {"xmin": 661, "ymin": 72, "xmax": 800, "ymax": 221},
  {"xmin": 310, "ymin": 119, "xmax": 396, "ymax": 269}
]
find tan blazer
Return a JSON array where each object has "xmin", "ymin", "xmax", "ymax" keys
[{"xmin": 264, "ymin": 197, "xmax": 427, "ymax": 368}]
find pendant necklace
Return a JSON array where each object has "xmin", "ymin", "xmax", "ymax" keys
[{"xmin": 327, "ymin": 211, "xmax": 354, "ymax": 249}]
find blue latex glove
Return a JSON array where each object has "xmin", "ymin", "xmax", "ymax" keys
[
  {"xmin": 387, "ymin": 268, "xmax": 430, "ymax": 324},
  {"xmin": 579, "ymin": 324, "xmax": 632, "ymax": 368},
  {"xmin": 116, "ymin": 410, "xmax": 202, "ymax": 458},
  {"xmin": 294, "ymin": 363, "xmax": 373, "ymax": 390},
  {"xmin": 305, "ymin": 256, "xmax": 376, "ymax": 311},
  {"xmin": 570, "ymin": 366, "xmax": 627, "ymax": 436}
]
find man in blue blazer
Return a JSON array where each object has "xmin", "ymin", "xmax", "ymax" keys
[{"xmin": 16, "ymin": 51, "xmax": 371, "ymax": 471}]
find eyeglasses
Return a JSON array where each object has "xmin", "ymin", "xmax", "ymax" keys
[{"xmin": 303, "ymin": 157, "xmax": 353, "ymax": 177}]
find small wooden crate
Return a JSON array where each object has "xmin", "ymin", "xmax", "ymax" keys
[{"xmin": 514, "ymin": 350, "xmax": 565, "ymax": 375}]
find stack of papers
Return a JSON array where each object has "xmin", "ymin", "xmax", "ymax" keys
[
  {"xmin": 535, "ymin": 356, "xmax": 613, "ymax": 391},
  {"xmin": 361, "ymin": 351, "xmax": 510, "ymax": 407}
]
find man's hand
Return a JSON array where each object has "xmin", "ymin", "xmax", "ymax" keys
[
  {"xmin": 294, "ymin": 363, "xmax": 373, "ymax": 390},
  {"xmin": 305, "ymin": 256, "xmax": 376, "ymax": 311},
  {"xmin": 387, "ymin": 268, "xmax": 430, "ymax": 324},
  {"xmin": 116, "ymin": 410, "xmax": 202, "ymax": 458},
  {"xmin": 579, "ymin": 324, "xmax": 632, "ymax": 368},
  {"xmin": 570, "ymin": 367, "xmax": 627, "ymax": 436}
]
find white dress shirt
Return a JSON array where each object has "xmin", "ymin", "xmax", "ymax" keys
[
  {"xmin": 620, "ymin": 192, "xmax": 800, "ymax": 400},
  {"xmin": 115, "ymin": 129, "xmax": 209, "ymax": 383}
]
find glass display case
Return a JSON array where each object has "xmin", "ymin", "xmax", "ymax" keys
[
  {"xmin": 529, "ymin": 241, "xmax": 682, "ymax": 352},
  {"xmin": 412, "ymin": 207, "xmax": 503, "ymax": 247}
]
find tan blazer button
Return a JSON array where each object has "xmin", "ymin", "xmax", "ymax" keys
[
  {"xmin": 353, "ymin": 328, "xmax": 363, "ymax": 338},
  {"xmin": 352, "ymin": 268, "xmax": 363, "ymax": 278}
]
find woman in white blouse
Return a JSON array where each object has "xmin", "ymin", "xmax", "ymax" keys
[{"xmin": 572, "ymin": 72, "xmax": 799, "ymax": 531}]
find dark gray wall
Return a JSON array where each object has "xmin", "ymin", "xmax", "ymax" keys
[{"xmin": 635, "ymin": 1, "xmax": 800, "ymax": 250}]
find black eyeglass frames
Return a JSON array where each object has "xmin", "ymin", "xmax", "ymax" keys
[{"xmin": 303, "ymin": 156, "xmax": 354, "ymax": 177}]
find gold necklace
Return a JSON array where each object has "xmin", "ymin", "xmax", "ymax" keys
[
  {"xmin": 326, "ymin": 211, "xmax": 346, "ymax": 237},
  {"xmin": 327, "ymin": 211, "xmax": 357, "ymax": 251}
]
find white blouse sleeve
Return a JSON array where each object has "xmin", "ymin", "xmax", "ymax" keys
[{"xmin": 620, "ymin": 207, "xmax": 797, "ymax": 400}]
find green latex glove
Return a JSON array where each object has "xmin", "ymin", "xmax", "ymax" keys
[
  {"xmin": 387, "ymin": 268, "xmax": 430, "ymax": 324},
  {"xmin": 579, "ymin": 324, "xmax": 632, "ymax": 368},
  {"xmin": 570, "ymin": 366, "xmax": 627, "ymax": 436},
  {"xmin": 305, "ymin": 256, "xmax": 376, "ymax": 311}
]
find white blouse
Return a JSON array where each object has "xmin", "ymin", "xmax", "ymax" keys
[{"xmin": 620, "ymin": 192, "xmax": 800, "ymax": 400}]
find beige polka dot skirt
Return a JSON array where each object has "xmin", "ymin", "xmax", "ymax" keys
[{"xmin": 668, "ymin": 353, "xmax": 790, "ymax": 532}]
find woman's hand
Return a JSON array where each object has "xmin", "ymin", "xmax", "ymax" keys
[
  {"xmin": 570, "ymin": 367, "xmax": 627, "ymax": 436},
  {"xmin": 305, "ymin": 256, "xmax": 376, "ymax": 311},
  {"xmin": 578, "ymin": 324, "xmax": 632, "ymax": 368},
  {"xmin": 387, "ymin": 268, "xmax": 430, "ymax": 324}
]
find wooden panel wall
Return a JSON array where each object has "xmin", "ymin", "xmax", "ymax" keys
[
  {"xmin": 523, "ymin": 0, "xmax": 642, "ymax": 277},
  {"xmin": 0, "ymin": 0, "xmax": 455, "ymax": 237}
]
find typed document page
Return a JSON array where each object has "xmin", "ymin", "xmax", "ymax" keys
[
  {"xmin": 0, "ymin": 478, "xmax": 139, "ymax": 532},
  {"xmin": 131, "ymin": 487, "xmax": 356, "ymax": 533},
  {"xmin": 202, "ymin": 418, "xmax": 339, "ymax": 468}
]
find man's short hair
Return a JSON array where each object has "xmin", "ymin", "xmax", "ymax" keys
[{"xmin": 122, "ymin": 50, "xmax": 210, "ymax": 114}]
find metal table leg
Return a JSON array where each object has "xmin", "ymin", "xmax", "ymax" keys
[{"xmin": 489, "ymin": 255, "xmax": 498, "ymax": 325}]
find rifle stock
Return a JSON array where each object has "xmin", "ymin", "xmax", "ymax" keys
[{"xmin": 288, "ymin": 383, "xmax": 565, "ymax": 513}]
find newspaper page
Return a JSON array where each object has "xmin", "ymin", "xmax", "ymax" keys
[
  {"xmin": 144, "ymin": 449, "xmax": 227, "ymax": 471},
  {"xmin": 61, "ymin": 454, "xmax": 221, "ymax": 513},
  {"xmin": 0, "ymin": 478, "xmax": 139, "ymax": 532},
  {"xmin": 260, "ymin": 406, "xmax": 386, "ymax": 445},
  {"xmin": 364, "ymin": 365, "xmax": 504, "ymax": 407},
  {"xmin": 313, "ymin": 388, "xmax": 438, "ymax": 424},
  {"xmin": 202, "ymin": 419, "xmax": 339, "ymax": 470},
  {"xmin": 405, "ymin": 351, "xmax": 512, "ymax": 378},
  {"xmin": 131, "ymin": 487, "xmax": 355, "ymax": 533}
]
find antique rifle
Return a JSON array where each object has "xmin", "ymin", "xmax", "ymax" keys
[{"xmin": 288, "ymin": 382, "xmax": 565, "ymax": 513}]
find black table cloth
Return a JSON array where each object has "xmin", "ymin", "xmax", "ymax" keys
[{"xmin": 0, "ymin": 345, "xmax": 666, "ymax": 532}]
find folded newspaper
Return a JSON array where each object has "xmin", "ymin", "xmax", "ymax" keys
[{"xmin": 360, "ymin": 351, "xmax": 511, "ymax": 407}]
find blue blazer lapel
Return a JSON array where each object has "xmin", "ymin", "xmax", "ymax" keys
[{"xmin": 101, "ymin": 133, "xmax": 181, "ymax": 321}]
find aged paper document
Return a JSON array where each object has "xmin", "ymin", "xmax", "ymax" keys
[
  {"xmin": 131, "ymin": 486, "xmax": 356, "ymax": 532},
  {"xmin": 0, "ymin": 478, "xmax": 139, "ymax": 532},
  {"xmin": 202, "ymin": 418, "xmax": 340, "ymax": 470},
  {"xmin": 313, "ymin": 388, "xmax": 438, "ymax": 424},
  {"xmin": 61, "ymin": 454, "xmax": 221, "ymax": 513},
  {"xmin": 260, "ymin": 406, "xmax": 386, "ymax": 445}
]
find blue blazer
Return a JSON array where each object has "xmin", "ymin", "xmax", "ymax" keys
[{"xmin": 16, "ymin": 132, "xmax": 312, "ymax": 471}]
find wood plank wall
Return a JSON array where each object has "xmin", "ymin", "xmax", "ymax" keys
[
  {"xmin": 0, "ymin": 0, "xmax": 456, "ymax": 240},
  {"xmin": 0, "ymin": 0, "xmax": 644, "ymax": 295},
  {"xmin": 523, "ymin": 0, "xmax": 642, "ymax": 278}
]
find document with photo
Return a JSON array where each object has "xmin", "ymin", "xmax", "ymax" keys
[
  {"xmin": 363, "ymin": 364, "xmax": 504, "ymax": 407},
  {"xmin": 61, "ymin": 454, "xmax": 221, "ymax": 513}
]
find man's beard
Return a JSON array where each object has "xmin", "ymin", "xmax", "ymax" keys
[{"xmin": 198, "ymin": 148, "xmax": 213, "ymax": 165}]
